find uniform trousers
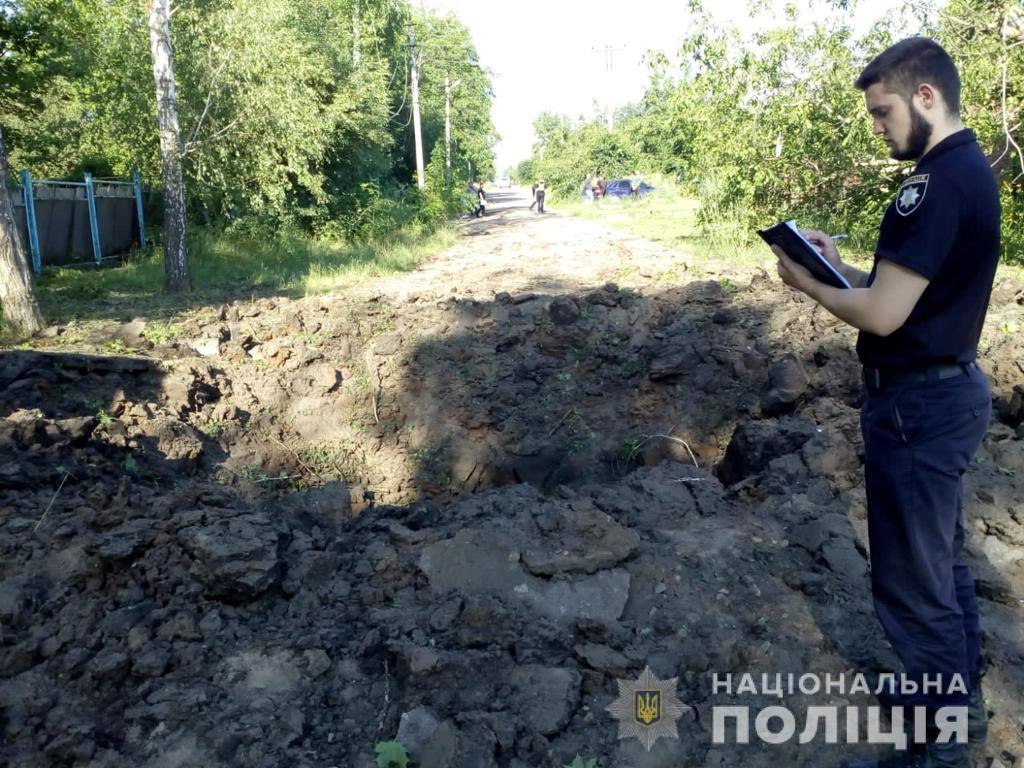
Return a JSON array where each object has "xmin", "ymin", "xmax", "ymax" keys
[{"xmin": 860, "ymin": 363, "xmax": 990, "ymax": 711}]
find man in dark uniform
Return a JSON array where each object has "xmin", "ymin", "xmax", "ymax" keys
[{"xmin": 771, "ymin": 37, "xmax": 1000, "ymax": 768}]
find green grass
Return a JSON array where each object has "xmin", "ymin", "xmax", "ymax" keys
[
  {"xmin": 33, "ymin": 223, "xmax": 458, "ymax": 326},
  {"xmin": 556, "ymin": 179, "xmax": 1024, "ymax": 288},
  {"xmin": 555, "ymin": 180, "xmax": 768, "ymax": 266},
  {"xmin": 554, "ymin": 177, "xmax": 878, "ymax": 273}
]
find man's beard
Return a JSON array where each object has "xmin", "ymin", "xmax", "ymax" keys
[{"xmin": 891, "ymin": 103, "xmax": 933, "ymax": 161}]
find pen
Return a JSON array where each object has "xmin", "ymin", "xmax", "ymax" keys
[{"xmin": 831, "ymin": 234, "xmax": 849, "ymax": 243}]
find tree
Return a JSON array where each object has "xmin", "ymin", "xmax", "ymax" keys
[
  {"xmin": 2, "ymin": 0, "xmax": 496, "ymax": 241},
  {"xmin": 0, "ymin": 126, "xmax": 44, "ymax": 336},
  {"xmin": 147, "ymin": 0, "xmax": 191, "ymax": 292}
]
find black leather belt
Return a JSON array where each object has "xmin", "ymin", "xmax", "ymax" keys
[{"xmin": 863, "ymin": 362, "xmax": 975, "ymax": 391}]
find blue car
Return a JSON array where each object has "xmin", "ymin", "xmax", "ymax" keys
[{"xmin": 605, "ymin": 178, "xmax": 655, "ymax": 198}]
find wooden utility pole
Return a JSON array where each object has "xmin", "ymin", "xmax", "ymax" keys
[
  {"xmin": 409, "ymin": 27, "xmax": 425, "ymax": 189},
  {"xmin": 0, "ymin": 126, "xmax": 44, "ymax": 337},
  {"xmin": 147, "ymin": 0, "xmax": 192, "ymax": 292}
]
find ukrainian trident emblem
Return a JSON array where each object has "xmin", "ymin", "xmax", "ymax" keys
[{"xmin": 607, "ymin": 666, "xmax": 692, "ymax": 750}]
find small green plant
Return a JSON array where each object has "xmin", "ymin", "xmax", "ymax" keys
[
  {"xmin": 621, "ymin": 354, "xmax": 647, "ymax": 377},
  {"xmin": 142, "ymin": 322, "xmax": 184, "ymax": 345},
  {"xmin": 564, "ymin": 755, "xmax": 599, "ymax": 768},
  {"xmin": 103, "ymin": 338, "xmax": 130, "ymax": 354},
  {"xmin": 197, "ymin": 419, "xmax": 226, "ymax": 439},
  {"xmin": 565, "ymin": 410, "xmax": 596, "ymax": 454},
  {"xmin": 554, "ymin": 370, "xmax": 577, "ymax": 398},
  {"xmin": 409, "ymin": 441, "xmax": 451, "ymax": 487},
  {"xmin": 621, "ymin": 435, "xmax": 643, "ymax": 463},
  {"xmin": 95, "ymin": 409, "xmax": 115, "ymax": 430},
  {"xmin": 374, "ymin": 740, "xmax": 409, "ymax": 768}
]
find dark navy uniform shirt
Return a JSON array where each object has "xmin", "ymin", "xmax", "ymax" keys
[{"xmin": 856, "ymin": 129, "xmax": 1001, "ymax": 369}]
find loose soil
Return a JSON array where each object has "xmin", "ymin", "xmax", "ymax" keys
[{"xmin": 2, "ymin": 188, "xmax": 1023, "ymax": 768}]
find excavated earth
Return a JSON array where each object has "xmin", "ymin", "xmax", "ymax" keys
[{"xmin": 1, "ymin": 190, "xmax": 1023, "ymax": 767}]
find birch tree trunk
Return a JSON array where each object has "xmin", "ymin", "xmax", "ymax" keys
[
  {"xmin": 0, "ymin": 126, "xmax": 44, "ymax": 337},
  {"xmin": 147, "ymin": 0, "xmax": 192, "ymax": 293}
]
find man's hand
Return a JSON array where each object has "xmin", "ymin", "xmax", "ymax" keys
[
  {"xmin": 773, "ymin": 246, "xmax": 820, "ymax": 299},
  {"xmin": 800, "ymin": 229, "xmax": 843, "ymax": 270}
]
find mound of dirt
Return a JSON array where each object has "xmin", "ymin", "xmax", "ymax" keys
[{"xmin": 2, "ymin": 210, "xmax": 1023, "ymax": 766}]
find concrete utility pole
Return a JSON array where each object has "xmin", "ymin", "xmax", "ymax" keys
[
  {"xmin": 591, "ymin": 43, "xmax": 627, "ymax": 131},
  {"xmin": 444, "ymin": 72, "xmax": 462, "ymax": 187},
  {"xmin": 409, "ymin": 27, "xmax": 425, "ymax": 189}
]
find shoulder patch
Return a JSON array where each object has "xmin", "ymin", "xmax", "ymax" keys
[{"xmin": 895, "ymin": 173, "xmax": 929, "ymax": 216}]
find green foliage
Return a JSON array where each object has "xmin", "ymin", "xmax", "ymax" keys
[
  {"xmin": 529, "ymin": 114, "xmax": 641, "ymax": 196},
  {"xmin": 3, "ymin": 0, "xmax": 495, "ymax": 245},
  {"xmin": 564, "ymin": 755, "xmax": 599, "ymax": 768},
  {"xmin": 374, "ymin": 740, "xmax": 410, "ymax": 768},
  {"xmin": 523, "ymin": 0, "xmax": 1023, "ymax": 263},
  {"xmin": 35, "ymin": 223, "xmax": 457, "ymax": 323},
  {"xmin": 141, "ymin": 322, "xmax": 183, "ymax": 345}
]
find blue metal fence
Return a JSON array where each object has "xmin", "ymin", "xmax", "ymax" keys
[{"xmin": 14, "ymin": 169, "xmax": 148, "ymax": 273}]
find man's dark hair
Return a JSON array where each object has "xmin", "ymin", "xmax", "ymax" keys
[{"xmin": 855, "ymin": 37, "xmax": 961, "ymax": 115}]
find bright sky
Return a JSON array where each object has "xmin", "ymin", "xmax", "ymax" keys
[{"xmin": 424, "ymin": 0, "xmax": 920, "ymax": 174}]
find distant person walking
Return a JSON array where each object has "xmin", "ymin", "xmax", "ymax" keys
[
  {"xmin": 593, "ymin": 174, "xmax": 606, "ymax": 201},
  {"xmin": 629, "ymin": 170, "xmax": 643, "ymax": 199},
  {"xmin": 528, "ymin": 180, "xmax": 539, "ymax": 211},
  {"xmin": 475, "ymin": 181, "xmax": 487, "ymax": 217},
  {"xmin": 534, "ymin": 179, "xmax": 546, "ymax": 214}
]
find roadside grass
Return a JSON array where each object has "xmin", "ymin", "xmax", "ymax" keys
[
  {"xmin": 32, "ymin": 224, "xmax": 458, "ymax": 326},
  {"xmin": 555, "ymin": 180, "xmax": 771, "ymax": 266},
  {"xmin": 554, "ymin": 178, "xmax": 1024, "ymax": 287}
]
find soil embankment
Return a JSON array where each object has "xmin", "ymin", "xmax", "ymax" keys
[{"xmin": 2, "ymin": 189, "xmax": 1022, "ymax": 767}]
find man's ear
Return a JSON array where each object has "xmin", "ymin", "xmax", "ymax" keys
[{"xmin": 914, "ymin": 83, "xmax": 940, "ymax": 112}]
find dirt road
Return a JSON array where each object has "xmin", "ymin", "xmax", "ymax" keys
[
  {"xmin": 1, "ymin": 201, "xmax": 1022, "ymax": 767},
  {"xmin": 360, "ymin": 188, "xmax": 708, "ymax": 304}
]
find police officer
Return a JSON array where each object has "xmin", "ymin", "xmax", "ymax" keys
[{"xmin": 771, "ymin": 37, "xmax": 999, "ymax": 768}]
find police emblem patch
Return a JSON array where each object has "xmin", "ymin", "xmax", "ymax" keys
[
  {"xmin": 606, "ymin": 666, "xmax": 692, "ymax": 751},
  {"xmin": 895, "ymin": 174, "xmax": 929, "ymax": 216}
]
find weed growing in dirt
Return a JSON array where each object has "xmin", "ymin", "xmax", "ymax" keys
[
  {"xmin": 142, "ymin": 322, "xmax": 184, "ymax": 345},
  {"xmin": 999, "ymin": 320, "xmax": 1020, "ymax": 334},
  {"xmin": 563, "ymin": 755, "xmax": 599, "ymax": 768},
  {"xmin": 95, "ymin": 409, "xmax": 115, "ymax": 431},
  {"xmin": 103, "ymin": 339, "xmax": 131, "ymax": 355},
  {"xmin": 298, "ymin": 441, "xmax": 361, "ymax": 482},
  {"xmin": 238, "ymin": 465, "xmax": 298, "ymax": 485},
  {"xmin": 373, "ymin": 740, "xmax": 409, "ymax": 768},
  {"xmin": 409, "ymin": 441, "xmax": 452, "ymax": 487},
  {"xmin": 620, "ymin": 353, "xmax": 647, "ymax": 378},
  {"xmin": 196, "ymin": 419, "xmax": 226, "ymax": 439}
]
